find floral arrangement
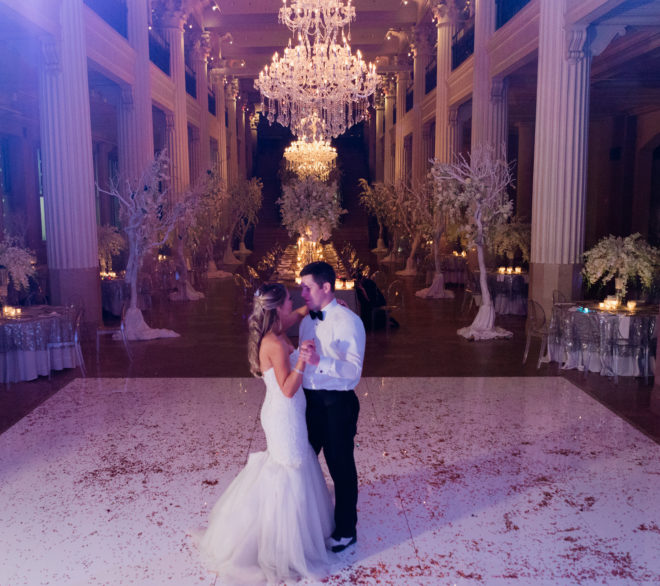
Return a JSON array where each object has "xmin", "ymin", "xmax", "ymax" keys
[
  {"xmin": 278, "ymin": 177, "xmax": 345, "ymax": 242},
  {"xmin": 0, "ymin": 233, "xmax": 36, "ymax": 290},
  {"xmin": 97, "ymin": 224, "xmax": 126, "ymax": 272},
  {"xmin": 490, "ymin": 218, "xmax": 530, "ymax": 263},
  {"xmin": 582, "ymin": 233, "xmax": 660, "ymax": 298}
]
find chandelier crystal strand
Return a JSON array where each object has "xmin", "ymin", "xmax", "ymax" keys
[
  {"xmin": 284, "ymin": 139, "xmax": 337, "ymax": 181},
  {"xmin": 279, "ymin": 0, "xmax": 355, "ymax": 44}
]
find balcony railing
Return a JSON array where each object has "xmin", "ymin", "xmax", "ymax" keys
[
  {"xmin": 452, "ymin": 24, "xmax": 474, "ymax": 70},
  {"xmin": 496, "ymin": 0, "xmax": 532, "ymax": 29},
  {"xmin": 185, "ymin": 66, "xmax": 197, "ymax": 98},
  {"xmin": 208, "ymin": 90, "xmax": 216, "ymax": 116},
  {"xmin": 425, "ymin": 55, "xmax": 437, "ymax": 94},
  {"xmin": 84, "ymin": 0, "xmax": 127, "ymax": 38},
  {"xmin": 149, "ymin": 31, "xmax": 170, "ymax": 76}
]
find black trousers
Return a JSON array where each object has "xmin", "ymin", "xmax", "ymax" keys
[{"xmin": 304, "ymin": 388, "xmax": 360, "ymax": 539}]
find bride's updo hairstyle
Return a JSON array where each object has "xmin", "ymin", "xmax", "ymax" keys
[{"xmin": 247, "ymin": 282, "xmax": 287, "ymax": 377}]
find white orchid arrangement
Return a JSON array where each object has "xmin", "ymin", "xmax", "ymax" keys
[
  {"xmin": 490, "ymin": 218, "xmax": 530, "ymax": 263},
  {"xmin": 97, "ymin": 224, "xmax": 126, "ymax": 272},
  {"xmin": 278, "ymin": 177, "xmax": 345, "ymax": 242},
  {"xmin": 0, "ymin": 232, "xmax": 36, "ymax": 290},
  {"xmin": 583, "ymin": 233, "xmax": 660, "ymax": 297}
]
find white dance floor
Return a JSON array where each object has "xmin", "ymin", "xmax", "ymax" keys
[{"xmin": 1, "ymin": 377, "xmax": 659, "ymax": 585}]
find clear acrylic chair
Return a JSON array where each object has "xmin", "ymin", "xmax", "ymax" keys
[{"xmin": 523, "ymin": 299, "xmax": 549, "ymax": 369}]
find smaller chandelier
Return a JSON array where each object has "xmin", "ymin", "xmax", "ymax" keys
[
  {"xmin": 279, "ymin": 0, "xmax": 355, "ymax": 43},
  {"xmin": 284, "ymin": 139, "xmax": 337, "ymax": 181}
]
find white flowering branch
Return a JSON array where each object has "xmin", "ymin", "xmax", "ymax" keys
[{"xmin": 432, "ymin": 145, "xmax": 514, "ymax": 340}]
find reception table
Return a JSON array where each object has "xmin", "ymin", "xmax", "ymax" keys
[
  {"xmin": 548, "ymin": 302, "xmax": 657, "ymax": 377},
  {"xmin": 0, "ymin": 305, "xmax": 78, "ymax": 383},
  {"xmin": 475, "ymin": 271, "xmax": 528, "ymax": 315}
]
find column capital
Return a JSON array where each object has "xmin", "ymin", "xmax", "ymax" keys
[
  {"xmin": 192, "ymin": 30, "xmax": 212, "ymax": 62},
  {"xmin": 396, "ymin": 68, "xmax": 411, "ymax": 83},
  {"xmin": 374, "ymin": 90, "xmax": 385, "ymax": 110},
  {"xmin": 490, "ymin": 76, "xmax": 507, "ymax": 102},
  {"xmin": 225, "ymin": 78, "xmax": 239, "ymax": 101},
  {"xmin": 380, "ymin": 75, "xmax": 397, "ymax": 97},
  {"xmin": 392, "ymin": 53, "xmax": 413, "ymax": 73},
  {"xmin": 40, "ymin": 35, "xmax": 61, "ymax": 73},
  {"xmin": 411, "ymin": 23, "xmax": 435, "ymax": 58},
  {"xmin": 121, "ymin": 85, "xmax": 134, "ymax": 108},
  {"xmin": 157, "ymin": 1, "xmax": 187, "ymax": 30},
  {"xmin": 432, "ymin": 1, "xmax": 459, "ymax": 26},
  {"xmin": 565, "ymin": 25, "xmax": 590, "ymax": 63},
  {"xmin": 209, "ymin": 66, "xmax": 226, "ymax": 84}
]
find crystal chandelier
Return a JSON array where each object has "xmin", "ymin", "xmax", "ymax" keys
[
  {"xmin": 255, "ymin": 0, "xmax": 379, "ymax": 141},
  {"xmin": 284, "ymin": 139, "xmax": 337, "ymax": 181},
  {"xmin": 279, "ymin": 0, "xmax": 355, "ymax": 44}
]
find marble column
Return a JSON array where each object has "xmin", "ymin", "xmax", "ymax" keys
[
  {"xmin": 422, "ymin": 124, "xmax": 433, "ymax": 175},
  {"xmin": 383, "ymin": 78, "xmax": 396, "ymax": 185},
  {"xmin": 515, "ymin": 121, "xmax": 534, "ymax": 221},
  {"xmin": 471, "ymin": 0, "xmax": 497, "ymax": 150},
  {"xmin": 161, "ymin": 10, "xmax": 190, "ymax": 200},
  {"xmin": 188, "ymin": 125, "xmax": 200, "ymax": 185},
  {"xmin": 38, "ymin": 0, "xmax": 100, "ymax": 319},
  {"xmin": 433, "ymin": 2, "xmax": 456, "ymax": 163},
  {"xmin": 193, "ymin": 30, "xmax": 212, "ymax": 178},
  {"xmin": 374, "ymin": 92, "xmax": 385, "ymax": 182},
  {"xmin": 95, "ymin": 141, "xmax": 114, "ymax": 226},
  {"xmin": 237, "ymin": 94, "xmax": 246, "ymax": 180},
  {"xmin": 530, "ymin": 0, "xmax": 592, "ymax": 314},
  {"xmin": 210, "ymin": 70, "xmax": 228, "ymax": 182},
  {"xmin": 448, "ymin": 107, "xmax": 461, "ymax": 157},
  {"xmin": 411, "ymin": 24, "xmax": 434, "ymax": 186},
  {"xmin": 118, "ymin": 0, "xmax": 154, "ymax": 181},
  {"xmin": 226, "ymin": 78, "xmax": 239, "ymax": 186},
  {"xmin": 394, "ymin": 69, "xmax": 410, "ymax": 184}
]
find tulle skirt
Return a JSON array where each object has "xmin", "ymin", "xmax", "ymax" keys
[{"xmin": 196, "ymin": 449, "xmax": 334, "ymax": 584}]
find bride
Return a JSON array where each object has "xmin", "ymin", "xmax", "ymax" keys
[{"xmin": 196, "ymin": 283, "xmax": 334, "ymax": 584}]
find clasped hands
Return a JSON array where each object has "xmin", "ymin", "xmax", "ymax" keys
[{"xmin": 299, "ymin": 339, "xmax": 320, "ymax": 366}]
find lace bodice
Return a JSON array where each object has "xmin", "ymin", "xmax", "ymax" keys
[{"xmin": 261, "ymin": 352, "xmax": 309, "ymax": 468}]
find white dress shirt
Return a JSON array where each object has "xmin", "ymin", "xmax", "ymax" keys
[{"xmin": 299, "ymin": 298, "xmax": 366, "ymax": 391}]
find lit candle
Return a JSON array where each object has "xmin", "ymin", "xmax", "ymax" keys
[
  {"xmin": 627, "ymin": 300, "xmax": 636, "ymax": 311},
  {"xmin": 506, "ymin": 267, "xmax": 513, "ymax": 274},
  {"xmin": 599, "ymin": 302, "xmax": 605, "ymax": 309},
  {"xmin": 345, "ymin": 280, "xmax": 354, "ymax": 290},
  {"xmin": 498, "ymin": 267, "xmax": 506, "ymax": 274},
  {"xmin": 514, "ymin": 267, "xmax": 522, "ymax": 274},
  {"xmin": 295, "ymin": 276, "xmax": 302, "ymax": 285}
]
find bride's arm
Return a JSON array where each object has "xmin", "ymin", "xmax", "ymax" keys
[{"xmin": 262, "ymin": 336, "xmax": 306, "ymax": 398}]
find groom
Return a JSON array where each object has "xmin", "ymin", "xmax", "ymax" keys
[{"xmin": 298, "ymin": 261, "xmax": 366, "ymax": 553}]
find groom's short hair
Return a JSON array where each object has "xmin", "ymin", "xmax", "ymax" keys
[{"xmin": 300, "ymin": 261, "xmax": 336, "ymax": 292}]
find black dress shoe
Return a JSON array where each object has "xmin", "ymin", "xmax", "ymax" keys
[{"xmin": 326, "ymin": 535, "xmax": 357, "ymax": 552}]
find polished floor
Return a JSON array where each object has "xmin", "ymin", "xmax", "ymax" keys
[{"xmin": 2, "ymin": 374, "xmax": 660, "ymax": 585}]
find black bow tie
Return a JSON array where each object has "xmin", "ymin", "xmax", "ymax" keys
[{"xmin": 309, "ymin": 310, "xmax": 324, "ymax": 321}]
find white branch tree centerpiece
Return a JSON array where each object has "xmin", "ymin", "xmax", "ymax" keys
[
  {"xmin": 101, "ymin": 152, "xmax": 185, "ymax": 340},
  {"xmin": 431, "ymin": 146, "xmax": 514, "ymax": 340},
  {"xmin": 233, "ymin": 177, "xmax": 263, "ymax": 255},
  {"xmin": 221, "ymin": 178, "xmax": 263, "ymax": 265},
  {"xmin": 169, "ymin": 187, "xmax": 205, "ymax": 302},
  {"xmin": 0, "ymin": 233, "xmax": 36, "ymax": 300},
  {"xmin": 491, "ymin": 217, "xmax": 530, "ymax": 266},
  {"xmin": 583, "ymin": 233, "xmax": 660, "ymax": 300},
  {"xmin": 191, "ymin": 166, "xmax": 232, "ymax": 278},
  {"xmin": 358, "ymin": 179, "xmax": 390, "ymax": 253},
  {"xmin": 278, "ymin": 177, "xmax": 345, "ymax": 243},
  {"xmin": 97, "ymin": 225, "xmax": 126, "ymax": 274},
  {"xmin": 413, "ymin": 177, "xmax": 454, "ymax": 299}
]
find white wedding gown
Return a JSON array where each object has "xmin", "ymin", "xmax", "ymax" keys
[{"xmin": 197, "ymin": 355, "xmax": 334, "ymax": 584}]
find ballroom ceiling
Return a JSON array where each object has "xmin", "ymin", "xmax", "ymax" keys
[{"xmin": 159, "ymin": 0, "xmax": 429, "ymax": 80}]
